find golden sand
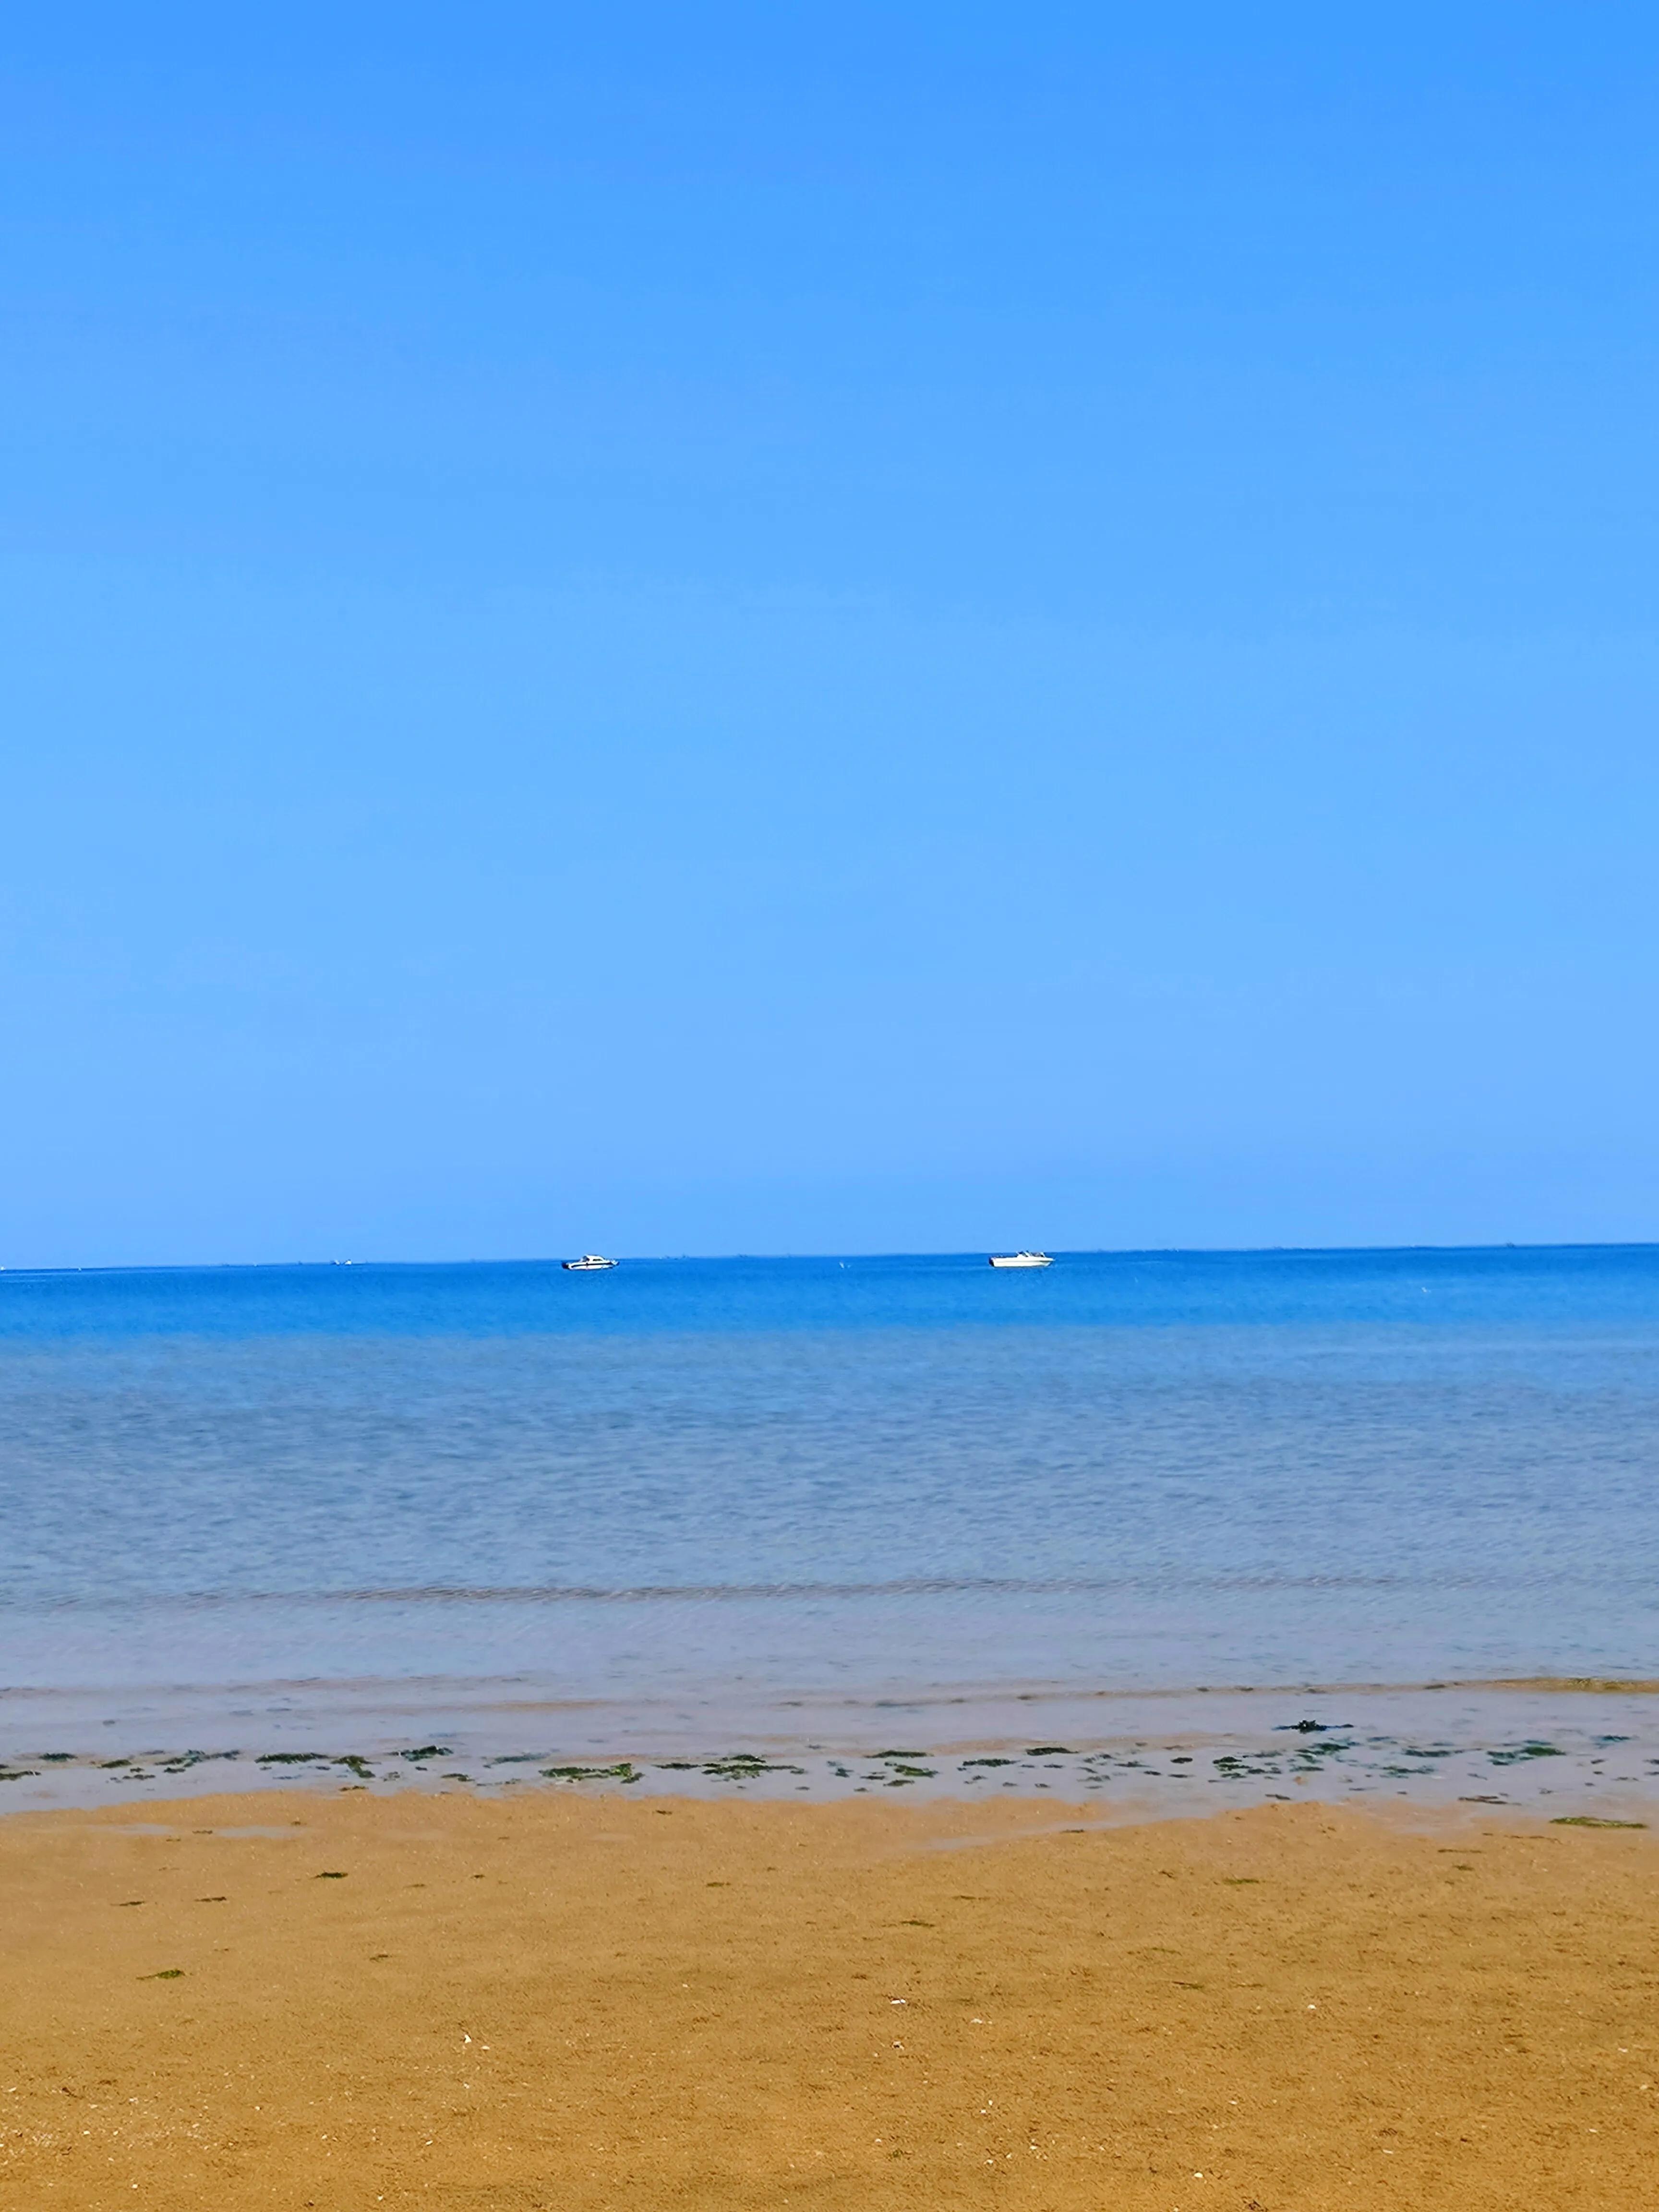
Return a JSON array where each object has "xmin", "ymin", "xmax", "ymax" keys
[{"xmin": 2, "ymin": 1788, "xmax": 1655, "ymax": 2207}]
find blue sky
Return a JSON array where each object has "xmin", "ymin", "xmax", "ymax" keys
[{"xmin": 4, "ymin": 5, "xmax": 1658, "ymax": 1262}]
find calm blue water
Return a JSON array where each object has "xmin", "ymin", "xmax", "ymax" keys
[{"xmin": 4, "ymin": 1247, "xmax": 1658, "ymax": 1721}]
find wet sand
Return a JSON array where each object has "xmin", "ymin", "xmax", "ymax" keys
[
  {"xmin": 11, "ymin": 1676, "xmax": 1659, "ymax": 1820},
  {"xmin": 2, "ymin": 1788, "xmax": 1655, "ymax": 2208}
]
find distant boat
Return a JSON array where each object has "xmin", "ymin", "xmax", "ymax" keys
[
  {"xmin": 988, "ymin": 1250, "xmax": 1053, "ymax": 1269},
  {"xmin": 562, "ymin": 1253, "xmax": 618, "ymax": 1272}
]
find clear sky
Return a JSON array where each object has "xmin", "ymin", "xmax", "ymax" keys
[{"xmin": 4, "ymin": 5, "xmax": 1658, "ymax": 1264}]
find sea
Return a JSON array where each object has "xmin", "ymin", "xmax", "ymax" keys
[{"xmin": 5, "ymin": 1245, "xmax": 1659, "ymax": 1816}]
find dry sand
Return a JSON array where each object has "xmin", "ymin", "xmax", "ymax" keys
[{"xmin": 2, "ymin": 1787, "xmax": 1656, "ymax": 2208}]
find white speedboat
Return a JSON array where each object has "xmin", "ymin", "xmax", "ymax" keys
[
  {"xmin": 988, "ymin": 1250, "xmax": 1053, "ymax": 1269},
  {"xmin": 562, "ymin": 1253, "xmax": 618, "ymax": 1271}
]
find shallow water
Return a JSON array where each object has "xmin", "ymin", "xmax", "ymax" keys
[{"xmin": 3, "ymin": 1247, "xmax": 1658, "ymax": 1796}]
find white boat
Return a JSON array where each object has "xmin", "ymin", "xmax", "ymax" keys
[
  {"xmin": 988, "ymin": 1250, "xmax": 1053, "ymax": 1269},
  {"xmin": 562, "ymin": 1253, "xmax": 618, "ymax": 1271}
]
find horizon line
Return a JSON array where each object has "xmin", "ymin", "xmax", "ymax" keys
[{"xmin": 5, "ymin": 1237, "xmax": 1659, "ymax": 1278}]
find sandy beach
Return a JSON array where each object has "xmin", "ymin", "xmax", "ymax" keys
[{"xmin": 3, "ymin": 1788, "xmax": 1655, "ymax": 2208}]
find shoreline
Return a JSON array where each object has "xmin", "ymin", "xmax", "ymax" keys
[
  {"xmin": 4, "ymin": 1783, "xmax": 1655, "ymax": 2207},
  {"xmin": 7, "ymin": 1675, "xmax": 1659, "ymax": 1824}
]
